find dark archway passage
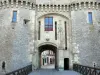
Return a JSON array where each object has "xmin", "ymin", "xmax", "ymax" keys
[{"xmin": 38, "ymin": 44, "xmax": 58, "ymax": 69}]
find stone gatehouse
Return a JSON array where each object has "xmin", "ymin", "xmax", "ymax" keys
[{"xmin": 0, "ymin": 0, "xmax": 100, "ymax": 73}]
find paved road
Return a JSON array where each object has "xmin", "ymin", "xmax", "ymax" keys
[
  {"xmin": 0, "ymin": 72, "xmax": 5, "ymax": 75},
  {"xmin": 29, "ymin": 69, "xmax": 80, "ymax": 75},
  {"xmin": 41, "ymin": 64, "xmax": 55, "ymax": 69}
]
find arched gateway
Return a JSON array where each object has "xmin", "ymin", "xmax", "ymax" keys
[
  {"xmin": 32, "ymin": 42, "xmax": 72, "ymax": 70},
  {"xmin": 38, "ymin": 44, "xmax": 58, "ymax": 69}
]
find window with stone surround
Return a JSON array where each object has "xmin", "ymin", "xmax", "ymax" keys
[
  {"xmin": 12, "ymin": 11, "xmax": 17, "ymax": 22},
  {"xmin": 88, "ymin": 12, "xmax": 93, "ymax": 24},
  {"xmin": 45, "ymin": 17, "xmax": 53, "ymax": 31}
]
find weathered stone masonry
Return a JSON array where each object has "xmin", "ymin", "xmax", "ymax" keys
[{"xmin": 0, "ymin": 0, "xmax": 100, "ymax": 73}]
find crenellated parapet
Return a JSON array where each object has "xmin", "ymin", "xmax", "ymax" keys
[
  {"xmin": 0, "ymin": 0, "xmax": 36, "ymax": 9},
  {"xmin": 36, "ymin": 1, "xmax": 100, "ymax": 12},
  {"xmin": 36, "ymin": 4, "xmax": 71, "ymax": 12},
  {"xmin": 0, "ymin": 0, "xmax": 100, "ymax": 11},
  {"xmin": 70, "ymin": 1, "xmax": 100, "ymax": 11}
]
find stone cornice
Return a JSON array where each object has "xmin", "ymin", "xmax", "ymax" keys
[
  {"xmin": 36, "ymin": 4, "xmax": 70, "ymax": 12},
  {"xmin": 70, "ymin": 1, "xmax": 99, "ymax": 11},
  {"xmin": 0, "ymin": 1, "xmax": 100, "ymax": 11},
  {"xmin": 0, "ymin": 0, "xmax": 35, "ymax": 9},
  {"xmin": 36, "ymin": 1, "xmax": 100, "ymax": 12}
]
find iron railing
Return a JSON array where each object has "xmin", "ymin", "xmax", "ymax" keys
[
  {"xmin": 5, "ymin": 64, "xmax": 32, "ymax": 75},
  {"xmin": 73, "ymin": 64, "xmax": 100, "ymax": 75}
]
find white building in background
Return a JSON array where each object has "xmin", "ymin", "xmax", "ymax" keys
[
  {"xmin": 41, "ymin": 50, "xmax": 55, "ymax": 66},
  {"xmin": 0, "ymin": 0, "xmax": 100, "ymax": 73}
]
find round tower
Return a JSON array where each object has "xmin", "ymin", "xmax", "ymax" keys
[
  {"xmin": 70, "ymin": 0, "xmax": 100, "ymax": 67},
  {"xmin": 0, "ymin": 0, "xmax": 36, "ymax": 73}
]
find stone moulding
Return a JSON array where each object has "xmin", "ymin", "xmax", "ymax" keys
[
  {"xmin": 0, "ymin": 0, "xmax": 35, "ymax": 9},
  {"xmin": 0, "ymin": 1, "xmax": 100, "ymax": 11},
  {"xmin": 36, "ymin": 4, "xmax": 70, "ymax": 12},
  {"xmin": 37, "ymin": 42, "xmax": 57, "ymax": 48},
  {"xmin": 36, "ymin": 1, "xmax": 100, "ymax": 12}
]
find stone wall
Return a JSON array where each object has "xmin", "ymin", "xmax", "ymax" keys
[
  {"xmin": 71, "ymin": 9, "xmax": 100, "ymax": 68},
  {"xmin": 0, "ymin": 6, "xmax": 35, "ymax": 73},
  {"xmin": 0, "ymin": 0, "xmax": 100, "ymax": 72}
]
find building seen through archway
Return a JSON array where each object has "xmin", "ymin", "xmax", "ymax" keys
[
  {"xmin": 41, "ymin": 50, "xmax": 55, "ymax": 69},
  {"xmin": 38, "ymin": 44, "xmax": 58, "ymax": 69}
]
